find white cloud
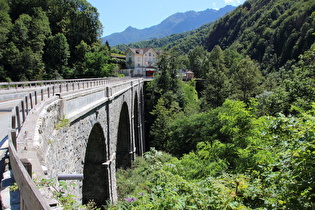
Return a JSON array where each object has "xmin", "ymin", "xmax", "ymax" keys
[
  {"xmin": 224, "ymin": 0, "xmax": 243, "ymax": 6},
  {"xmin": 212, "ymin": 3, "xmax": 219, "ymax": 10}
]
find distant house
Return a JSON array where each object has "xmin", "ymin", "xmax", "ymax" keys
[
  {"xmin": 125, "ymin": 48, "xmax": 160, "ymax": 77},
  {"xmin": 179, "ymin": 69, "xmax": 194, "ymax": 80},
  {"xmin": 184, "ymin": 70, "xmax": 194, "ymax": 80}
]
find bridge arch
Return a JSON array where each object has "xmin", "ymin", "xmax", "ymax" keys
[
  {"xmin": 116, "ymin": 102, "xmax": 132, "ymax": 169},
  {"xmin": 82, "ymin": 123, "xmax": 109, "ymax": 206}
]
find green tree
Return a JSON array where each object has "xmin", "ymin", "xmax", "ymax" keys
[
  {"xmin": 231, "ymin": 56, "xmax": 263, "ymax": 105},
  {"xmin": 284, "ymin": 45, "xmax": 315, "ymax": 110},
  {"xmin": 202, "ymin": 66, "xmax": 230, "ymax": 109},
  {"xmin": 62, "ymin": 0, "xmax": 102, "ymax": 65},
  {"xmin": 188, "ymin": 46, "xmax": 209, "ymax": 78},
  {"xmin": 208, "ymin": 45, "xmax": 227, "ymax": 73},
  {"xmin": 150, "ymin": 96, "xmax": 181, "ymax": 151},
  {"xmin": 72, "ymin": 41, "xmax": 114, "ymax": 78},
  {"xmin": 29, "ymin": 8, "xmax": 51, "ymax": 53},
  {"xmin": 0, "ymin": 0, "xmax": 11, "ymax": 44},
  {"xmin": 44, "ymin": 33, "xmax": 70, "ymax": 79},
  {"xmin": 10, "ymin": 13, "xmax": 32, "ymax": 49},
  {"xmin": 201, "ymin": 45, "xmax": 231, "ymax": 109},
  {"xmin": 0, "ymin": 0, "xmax": 12, "ymax": 81},
  {"xmin": 6, "ymin": 8, "xmax": 51, "ymax": 80},
  {"xmin": 151, "ymin": 51, "xmax": 185, "ymax": 108},
  {"xmin": 82, "ymin": 44, "xmax": 115, "ymax": 77}
]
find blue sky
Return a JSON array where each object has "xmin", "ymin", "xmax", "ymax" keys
[{"xmin": 88, "ymin": 0, "xmax": 246, "ymax": 37}]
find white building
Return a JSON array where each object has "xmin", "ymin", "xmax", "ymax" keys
[{"xmin": 125, "ymin": 48, "xmax": 160, "ymax": 77}]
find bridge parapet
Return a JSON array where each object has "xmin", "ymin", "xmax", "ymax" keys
[
  {"xmin": 60, "ymin": 79, "xmax": 142, "ymax": 122},
  {"xmin": 0, "ymin": 78, "xmax": 111, "ymax": 91},
  {"xmin": 5, "ymin": 77, "xmax": 144, "ymax": 209}
]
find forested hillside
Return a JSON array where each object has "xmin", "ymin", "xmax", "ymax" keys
[
  {"xmin": 172, "ymin": 0, "xmax": 315, "ymax": 72},
  {"xmin": 108, "ymin": 0, "xmax": 315, "ymax": 209},
  {"xmin": 0, "ymin": 0, "xmax": 116, "ymax": 82}
]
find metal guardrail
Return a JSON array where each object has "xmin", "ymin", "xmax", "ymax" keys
[
  {"xmin": 0, "ymin": 78, "xmax": 112, "ymax": 90},
  {"xmin": 6, "ymin": 77, "xmax": 134, "ymax": 209}
]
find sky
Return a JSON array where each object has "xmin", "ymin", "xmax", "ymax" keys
[{"xmin": 88, "ymin": 0, "xmax": 246, "ymax": 37}]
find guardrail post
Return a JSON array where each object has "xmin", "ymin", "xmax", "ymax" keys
[
  {"xmin": 21, "ymin": 158, "xmax": 32, "ymax": 178},
  {"xmin": 25, "ymin": 96, "xmax": 29, "ymax": 116},
  {"xmin": 106, "ymin": 87, "xmax": 112, "ymax": 97},
  {"xmin": 34, "ymin": 91, "xmax": 38, "ymax": 105},
  {"xmin": 29, "ymin": 93, "xmax": 33, "ymax": 109},
  {"xmin": 59, "ymin": 84, "xmax": 62, "ymax": 93},
  {"xmin": 21, "ymin": 101, "xmax": 25, "ymax": 123},
  {"xmin": 11, "ymin": 129, "xmax": 17, "ymax": 149},
  {"xmin": 47, "ymin": 87, "xmax": 50, "ymax": 98},
  {"xmin": 41, "ymin": 89, "xmax": 44, "ymax": 101},
  {"xmin": 11, "ymin": 115, "xmax": 16, "ymax": 130},
  {"xmin": 11, "ymin": 115, "xmax": 17, "ymax": 149},
  {"xmin": 19, "ymin": 158, "xmax": 33, "ymax": 209},
  {"xmin": 52, "ymin": 86, "xmax": 55, "ymax": 96},
  {"xmin": 15, "ymin": 106, "xmax": 21, "ymax": 132}
]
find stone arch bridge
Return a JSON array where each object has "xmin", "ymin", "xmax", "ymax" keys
[{"xmin": 2, "ymin": 78, "xmax": 147, "ymax": 209}]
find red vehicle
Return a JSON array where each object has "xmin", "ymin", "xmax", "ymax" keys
[{"xmin": 145, "ymin": 70, "xmax": 155, "ymax": 77}]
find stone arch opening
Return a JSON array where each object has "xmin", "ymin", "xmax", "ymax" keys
[
  {"xmin": 116, "ymin": 102, "xmax": 131, "ymax": 169},
  {"xmin": 134, "ymin": 92, "xmax": 141, "ymax": 156},
  {"xmin": 82, "ymin": 123, "xmax": 109, "ymax": 206}
]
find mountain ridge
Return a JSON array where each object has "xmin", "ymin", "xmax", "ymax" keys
[{"xmin": 103, "ymin": 5, "xmax": 235, "ymax": 46}]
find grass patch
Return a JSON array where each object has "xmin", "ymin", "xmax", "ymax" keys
[{"xmin": 56, "ymin": 116, "xmax": 69, "ymax": 130}]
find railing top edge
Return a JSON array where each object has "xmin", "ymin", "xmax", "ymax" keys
[
  {"xmin": 0, "ymin": 76, "xmax": 145, "ymax": 86},
  {"xmin": 0, "ymin": 77, "xmax": 116, "ymax": 86}
]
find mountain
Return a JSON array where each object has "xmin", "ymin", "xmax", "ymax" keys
[
  {"xmin": 113, "ymin": 23, "xmax": 211, "ymax": 52},
  {"xmin": 103, "ymin": 5, "xmax": 235, "ymax": 46}
]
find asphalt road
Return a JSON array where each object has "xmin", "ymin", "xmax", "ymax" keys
[
  {"xmin": 0, "ymin": 89, "xmax": 46, "ymax": 143},
  {"xmin": 0, "ymin": 98, "xmax": 21, "ymax": 143}
]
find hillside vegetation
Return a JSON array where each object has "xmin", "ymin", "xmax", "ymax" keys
[
  {"xmin": 109, "ymin": 0, "xmax": 315, "ymax": 209},
  {"xmin": 201, "ymin": 0, "xmax": 315, "ymax": 72},
  {"xmin": 0, "ymin": 0, "xmax": 116, "ymax": 82}
]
